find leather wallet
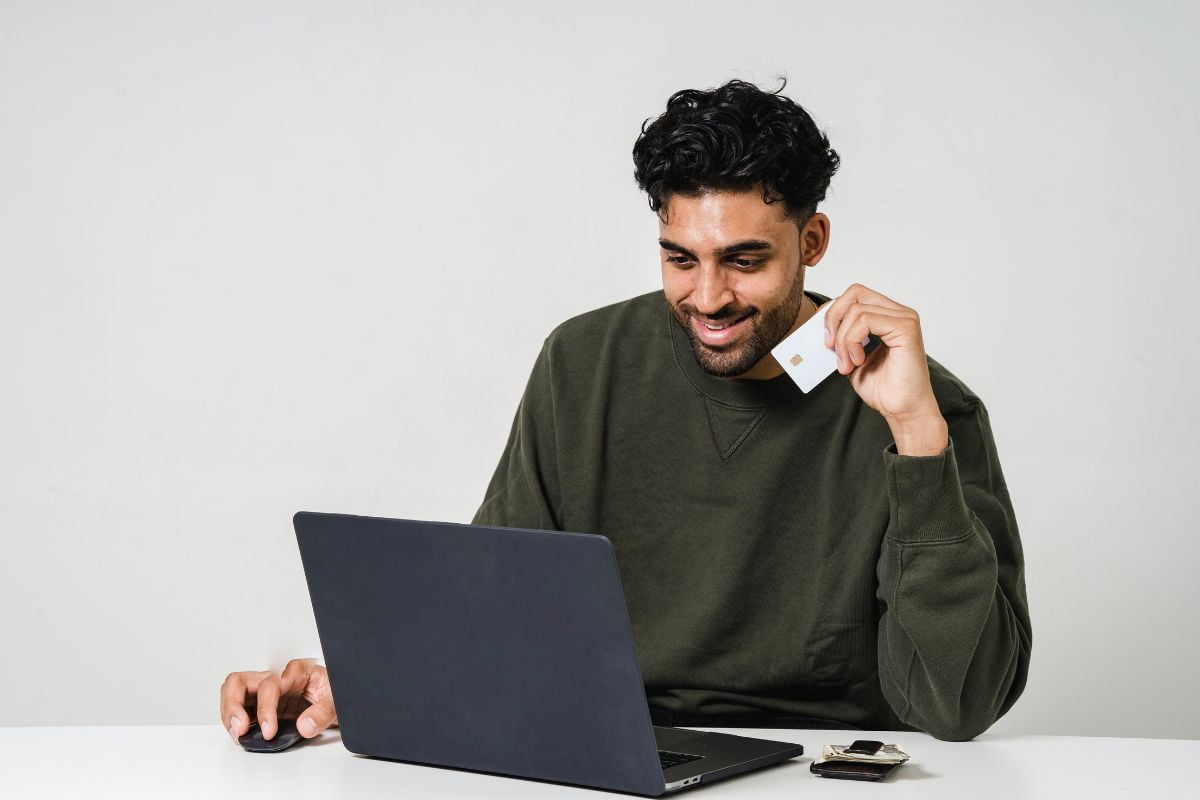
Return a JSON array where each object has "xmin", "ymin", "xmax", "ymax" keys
[{"xmin": 810, "ymin": 759, "xmax": 902, "ymax": 781}]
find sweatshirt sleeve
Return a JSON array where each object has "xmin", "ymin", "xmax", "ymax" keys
[
  {"xmin": 471, "ymin": 340, "xmax": 563, "ymax": 531},
  {"xmin": 875, "ymin": 399, "xmax": 1032, "ymax": 741}
]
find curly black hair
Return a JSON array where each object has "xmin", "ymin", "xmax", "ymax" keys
[{"xmin": 632, "ymin": 77, "xmax": 840, "ymax": 226}]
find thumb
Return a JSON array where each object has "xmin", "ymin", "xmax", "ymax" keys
[{"xmin": 296, "ymin": 697, "xmax": 336, "ymax": 738}]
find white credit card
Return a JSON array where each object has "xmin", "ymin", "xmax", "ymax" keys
[{"xmin": 771, "ymin": 302, "xmax": 869, "ymax": 393}]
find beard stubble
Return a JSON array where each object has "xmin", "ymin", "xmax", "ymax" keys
[{"xmin": 668, "ymin": 268, "xmax": 807, "ymax": 378}]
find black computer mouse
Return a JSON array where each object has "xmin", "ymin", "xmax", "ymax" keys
[{"xmin": 238, "ymin": 719, "xmax": 303, "ymax": 753}]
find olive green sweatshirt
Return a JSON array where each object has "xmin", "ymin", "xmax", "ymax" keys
[{"xmin": 472, "ymin": 290, "xmax": 1031, "ymax": 741}]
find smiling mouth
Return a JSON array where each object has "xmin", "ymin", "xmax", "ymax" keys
[
  {"xmin": 696, "ymin": 311, "xmax": 753, "ymax": 330},
  {"xmin": 701, "ymin": 319, "xmax": 740, "ymax": 330},
  {"xmin": 689, "ymin": 310, "xmax": 755, "ymax": 346}
]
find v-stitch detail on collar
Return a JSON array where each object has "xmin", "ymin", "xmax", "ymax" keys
[{"xmin": 703, "ymin": 398, "xmax": 768, "ymax": 463}]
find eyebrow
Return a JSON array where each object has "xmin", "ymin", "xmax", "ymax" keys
[{"xmin": 658, "ymin": 238, "xmax": 775, "ymax": 258}]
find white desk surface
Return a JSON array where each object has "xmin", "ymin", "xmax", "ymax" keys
[{"xmin": 2, "ymin": 725, "xmax": 1194, "ymax": 799}]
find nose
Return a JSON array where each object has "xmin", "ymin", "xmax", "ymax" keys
[{"xmin": 691, "ymin": 263, "xmax": 735, "ymax": 316}]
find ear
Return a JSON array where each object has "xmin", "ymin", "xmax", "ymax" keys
[{"xmin": 799, "ymin": 212, "xmax": 831, "ymax": 267}]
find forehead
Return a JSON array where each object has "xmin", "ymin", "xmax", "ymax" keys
[{"xmin": 659, "ymin": 189, "xmax": 794, "ymax": 246}]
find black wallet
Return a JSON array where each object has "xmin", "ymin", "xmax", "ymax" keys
[{"xmin": 810, "ymin": 759, "xmax": 900, "ymax": 781}]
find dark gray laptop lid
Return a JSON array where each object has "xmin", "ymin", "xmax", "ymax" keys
[{"xmin": 294, "ymin": 512, "xmax": 667, "ymax": 796}]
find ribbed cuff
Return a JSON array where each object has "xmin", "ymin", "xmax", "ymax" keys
[{"xmin": 882, "ymin": 434, "xmax": 974, "ymax": 544}]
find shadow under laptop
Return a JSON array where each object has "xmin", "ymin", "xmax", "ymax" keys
[{"xmin": 348, "ymin": 749, "xmax": 810, "ymax": 796}]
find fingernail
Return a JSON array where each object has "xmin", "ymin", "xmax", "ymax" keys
[
  {"xmin": 230, "ymin": 715, "xmax": 242, "ymax": 734},
  {"xmin": 836, "ymin": 353, "xmax": 844, "ymax": 371},
  {"xmin": 228, "ymin": 724, "xmax": 239, "ymax": 744},
  {"xmin": 824, "ymin": 328, "xmax": 831, "ymax": 347},
  {"xmin": 299, "ymin": 718, "xmax": 316, "ymax": 736}
]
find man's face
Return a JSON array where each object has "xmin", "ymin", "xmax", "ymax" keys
[{"xmin": 659, "ymin": 188, "xmax": 827, "ymax": 380}]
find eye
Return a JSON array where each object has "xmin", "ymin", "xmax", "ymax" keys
[
  {"xmin": 732, "ymin": 258, "xmax": 763, "ymax": 269},
  {"xmin": 665, "ymin": 255, "xmax": 692, "ymax": 266}
]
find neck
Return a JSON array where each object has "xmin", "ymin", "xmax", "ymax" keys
[{"xmin": 794, "ymin": 294, "xmax": 819, "ymax": 330}]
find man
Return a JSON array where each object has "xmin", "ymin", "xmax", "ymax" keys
[{"xmin": 220, "ymin": 79, "xmax": 1031, "ymax": 745}]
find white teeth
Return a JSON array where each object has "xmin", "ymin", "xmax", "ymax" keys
[{"xmin": 701, "ymin": 315, "xmax": 746, "ymax": 331}]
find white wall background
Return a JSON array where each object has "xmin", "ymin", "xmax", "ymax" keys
[{"xmin": 1, "ymin": 0, "xmax": 1197, "ymax": 739}]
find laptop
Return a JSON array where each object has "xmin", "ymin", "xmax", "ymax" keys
[{"xmin": 294, "ymin": 512, "xmax": 804, "ymax": 796}]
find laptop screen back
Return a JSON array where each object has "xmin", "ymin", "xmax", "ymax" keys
[{"xmin": 294, "ymin": 512, "xmax": 666, "ymax": 796}]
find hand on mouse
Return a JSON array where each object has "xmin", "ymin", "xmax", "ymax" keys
[{"xmin": 220, "ymin": 658, "xmax": 337, "ymax": 745}]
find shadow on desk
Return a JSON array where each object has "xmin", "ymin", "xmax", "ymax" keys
[
  {"xmin": 297, "ymin": 730, "xmax": 345, "ymax": 749},
  {"xmin": 345, "ymin": 748, "xmax": 810, "ymax": 796},
  {"xmin": 887, "ymin": 763, "xmax": 936, "ymax": 781}
]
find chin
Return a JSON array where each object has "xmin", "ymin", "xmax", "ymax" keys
[{"xmin": 694, "ymin": 347, "xmax": 757, "ymax": 378}]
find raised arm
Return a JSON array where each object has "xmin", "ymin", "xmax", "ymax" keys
[{"xmin": 821, "ymin": 283, "xmax": 1032, "ymax": 739}]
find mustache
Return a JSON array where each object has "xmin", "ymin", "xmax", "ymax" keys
[{"xmin": 675, "ymin": 303, "xmax": 758, "ymax": 322}]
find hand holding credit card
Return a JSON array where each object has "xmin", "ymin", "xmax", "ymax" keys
[
  {"xmin": 770, "ymin": 302, "xmax": 870, "ymax": 393},
  {"xmin": 776, "ymin": 284, "xmax": 946, "ymax": 455}
]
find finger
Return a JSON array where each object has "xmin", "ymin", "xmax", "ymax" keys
[
  {"xmin": 834, "ymin": 305, "xmax": 870, "ymax": 373},
  {"xmin": 840, "ymin": 282, "xmax": 908, "ymax": 312},
  {"xmin": 835, "ymin": 309, "xmax": 893, "ymax": 372},
  {"xmin": 836, "ymin": 303, "xmax": 914, "ymax": 369},
  {"xmin": 278, "ymin": 658, "xmax": 315, "ymax": 699},
  {"xmin": 295, "ymin": 696, "xmax": 337, "ymax": 739},
  {"xmin": 822, "ymin": 283, "xmax": 879, "ymax": 350},
  {"xmin": 823, "ymin": 284, "xmax": 911, "ymax": 351},
  {"xmin": 255, "ymin": 674, "xmax": 282, "ymax": 740},
  {"xmin": 822, "ymin": 291, "xmax": 855, "ymax": 351},
  {"xmin": 832, "ymin": 300, "xmax": 872, "ymax": 372},
  {"xmin": 219, "ymin": 672, "xmax": 250, "ymax": 743},
  {"xmin": 221, "ymin": 670, "xmax": 273, "ymax": 744}
]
